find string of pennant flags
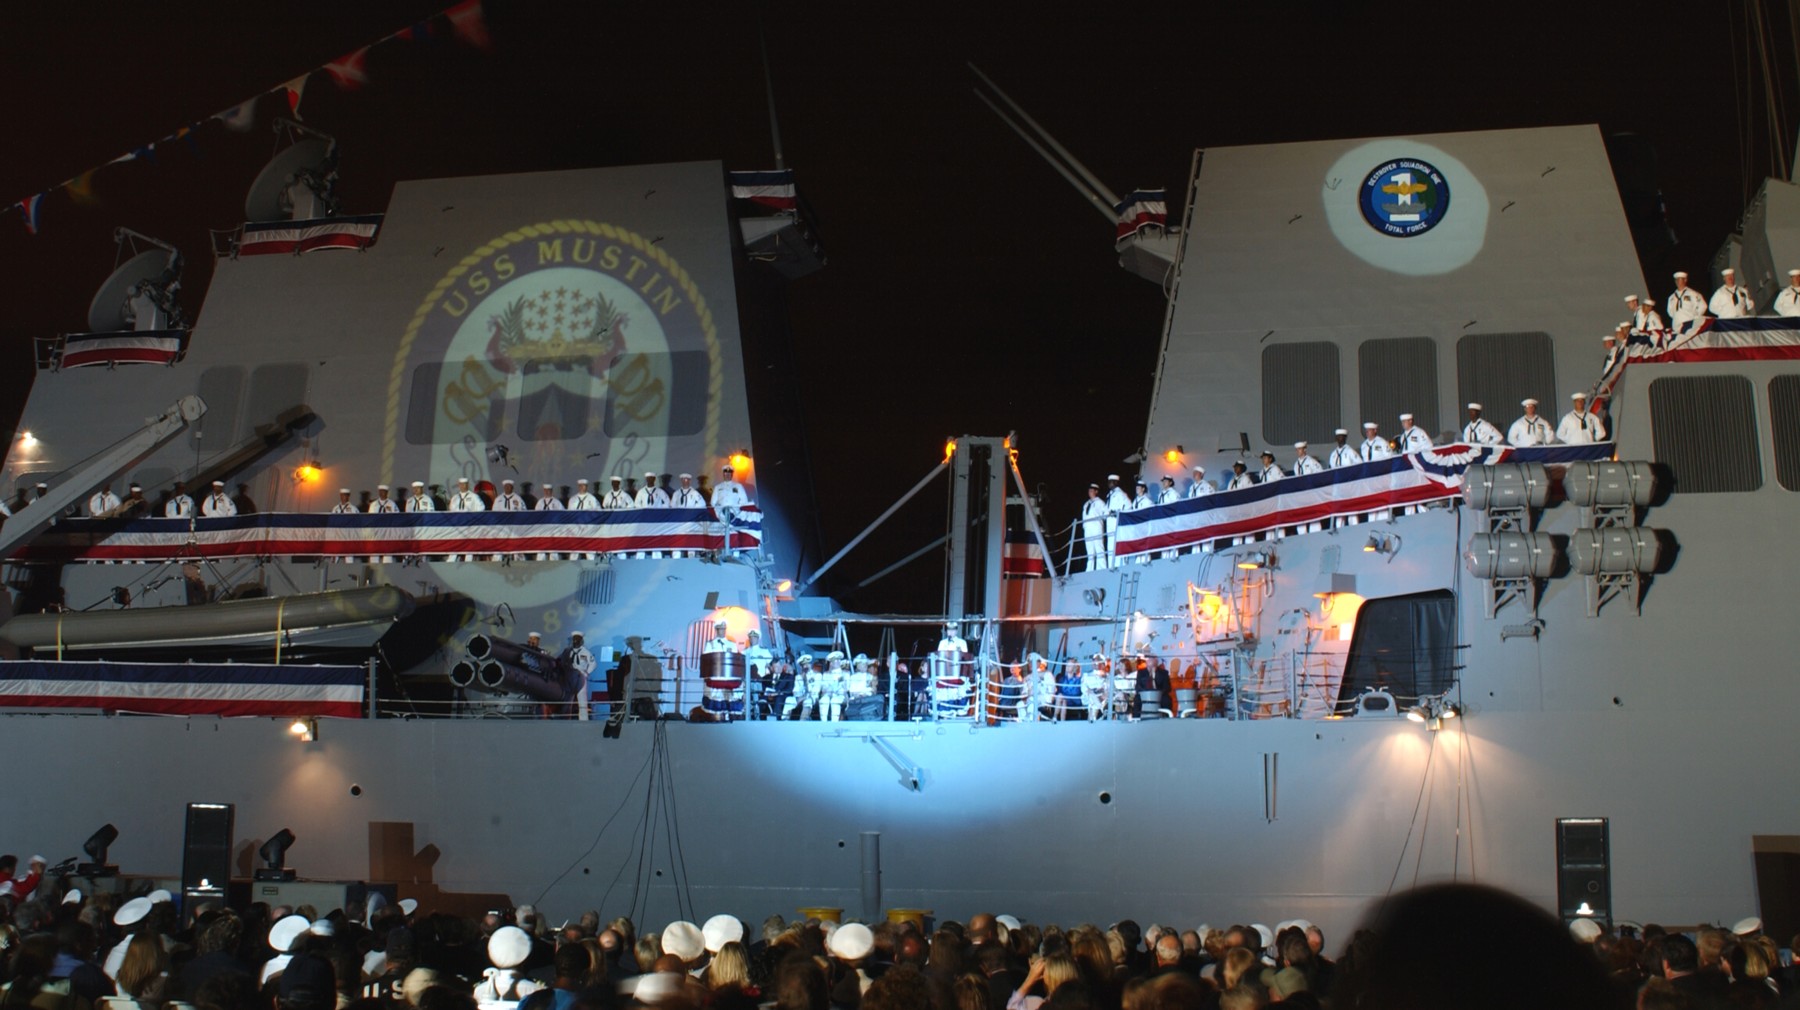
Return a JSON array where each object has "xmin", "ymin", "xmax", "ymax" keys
[{"xmin": 7, "ymin": 0, "xmax": 492, "ymax": 236}]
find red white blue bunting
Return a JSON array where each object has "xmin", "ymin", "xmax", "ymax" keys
[{"xmin": 0, "ymin": 660, "xmax": 363, "ymax": 717}]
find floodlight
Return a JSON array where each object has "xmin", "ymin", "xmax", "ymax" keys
[
  {"xmin": 78, "ymin": 824, "xmax": 120, "ymax": 877},
  {"xmin": 255, "ymin": 828, "xmax": 298, "ymax": 881}
]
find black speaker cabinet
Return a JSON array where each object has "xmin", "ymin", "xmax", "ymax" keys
[
  {"xmin": 181, "ymin": 802, "xmax": 235, "ymax": 894},
  {"xmin": 1556, "ymin": 817, "xmax": 1611, "ymax": 924}
]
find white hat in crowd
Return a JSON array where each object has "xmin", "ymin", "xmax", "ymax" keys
[{"xmin": 488, "ymin": 925, "xmax": 533, "ymax": 969}]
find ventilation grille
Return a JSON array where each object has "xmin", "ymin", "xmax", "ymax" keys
[
  {"xmin": 1650, "ymin": 376, "xmax": 1761, "ymax": 493},
  {"xmin": 1262, "ymin": 342, "xmax": 1340, "ymax": 446},
  {"xmin": 1359, "ymin": 337, "xmax": 1438, "ymax": 438}
]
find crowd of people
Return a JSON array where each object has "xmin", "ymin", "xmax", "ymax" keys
[{"xmin": 0, "ymin": 864, "xmax": 1792, "ymax": 1010}]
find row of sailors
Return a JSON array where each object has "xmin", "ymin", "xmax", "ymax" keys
[
  {"xmin": 1076, "ymin": 401, "xmax": 1605, "ymax": 568},
  {"xmin": 73, "ymin": 466, "xmax": 751, "ymax": 519},
  {"xmin": 1651, "ymin": 267, "xmax": 1800, "ymax": 326}
]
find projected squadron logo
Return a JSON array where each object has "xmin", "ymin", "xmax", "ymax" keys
[
  {"xmin": 1359, "ymin": 159, "xmax": 1451, "ymax": 237},
  {"xmin": 383, "ymin": 220, "xmax": 723, "ymax": 612}
]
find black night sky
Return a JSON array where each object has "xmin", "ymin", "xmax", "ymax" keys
[{"xmin": 0, "ymin": 1, "xmax": 1790, "ymax": 612}]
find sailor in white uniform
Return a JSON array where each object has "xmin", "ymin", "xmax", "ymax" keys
[
  {"xmin": 1625, "ymin": 294, "xmax": 1665, "ymax": 339},
  {"xmin": 1710, "ymin": 267, "xmax": 1754, "ymax": 318},
  {"xmin": 202, "ymin": 480, "xmax": 236, "ymax": 517},
  {"xmin": 1156, "ymin": 475, "xmax": 1180, "ymax": 505},
  {"xmin": 1291, "ymin": 441, "xmax": 1323, "ymax": 476},
  {"xmin": 1557, "ymin": 392, "xmax": 1607, "ymax": 444},
  {"xmin": 671, "ymin": 473, "xmax": 705, "ymax": 508},
  {"xmin": 1667, "ymin": 271, "xmax": 1708, "ymax": 329},
  {"xmin": 1080, "ymin": 483, "xmax": 1108, "ymax": 571},
  {"xmin": 1507, "ymin": 398, "xmax": 1556, "ymax": 446},
  {"xmin": 447, "ymin": 477, "xmax": 484, "ymax": 562},
  {"xmin": 530, "ymin": 484, "xmax": 562, "ymax": 559},
  {"xmin": 1601, "ymin": 332, "xmax": 1625, "ymax": 373},
  {"xmin": 165, "ymin": 481, "xmax": 194, "ymax": 518},
  {"xmin": 1258, "ymin": 451, "xmax": 1283, "ymax": 483},
  {"xmin": 742, "ymin": 629, "xmax": 773, "ymax": 718},
  {"xmin": 563, "ymin": 632, "xmax": 596, "ymax": 720},
  {"xmin": 88, "ymin": 484, "xmax": 121, "ymax": 517},
  {"xmin": 701, "ymin": 621, "xmax": 744, "ymax": 719},
  {"xmin": 782, "ymin": 654, "xmax": 818, "ymax": 721},
  {"xmin": 330, "ymin": 488, "xmax": 358, "ymax": 515},
  {"xmin": 405, "ymin": 481, "xmax": 434, "ymax": 512},
  {"xmin": 1327, "ymin": 429, "xmax": 1358, "ymax": 468},
  {"xmin": 1124, "ymin": 479, "xmax": 1156, "ymax": 564},
  {"xmin": 493, "ymin": 479, "xmax": 525, "ymax": 511},
  {"xmin": 933, "ymin": 623, "xmax": 971, "ymax": 719},
  {"xmin": 572, "ymin": 478, "xmax": 603, "ymax": 509},
  {"xmin": 1461, "ymin": 404, "xmax": 1504, "ymax": 446},
  {"xmin": 1103, "ymin": 474, "xmax": 1130, "ymax": 570},
  {"xmin": 1774, "ymin": 269, "xmax": 1800, "ymax": 316},
  {"xmin": 634, "ymin": 472, "xmax": 670, "ymax": 508},
  {"xmin": 368, "ymin": 485, "xmax": 398, "ymax": 513},
  {"xmin": 1360, "ymin": 422, "xmax": 1394, "ymax": 461},
  {"xmin": 1227, "ymin": 461, "xmax": 1256, "ymax": 491},
  {"xmin": 1187, "ymin": 464, "xmax": 1214, "ymax": 497},
  {"xmin": 1396, "ymin": 413, "xmax": 1432, "ymax": 454},
  {"xmin": 702, "ymin": 621, "xmax": 736, "ymax": 655},
  {"xmin": 710, "ymin": 464, "xmax": 748, "ymax": 507}
]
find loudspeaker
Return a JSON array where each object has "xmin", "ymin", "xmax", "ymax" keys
[
  {"xmin": 1556, "ymin": 817, "xmax": 1611, "ymax": 923},
  {"xmin": 181, "ymin": 802, "xmax": 235, "ymax": 893}
]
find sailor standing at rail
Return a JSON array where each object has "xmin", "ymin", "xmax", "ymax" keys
[
  {"xmin": 405, "ymin": 481, "xmax": 434, "ymax": 512},
  {"xmin": 447, "ymin": 477, "xmax": 484, "ymax": 562},
  {"xmin": 1124, "ymin": 479, "xmax": 1156, "ymax": 565},
  {"xmin": 1328, "ymin": 429, "xmax": 1358, "ymax": 468},
  {"xmin": 1775, "ymin": 269, "xmax": 1800, "ymax": 316},
  {"xmin": 202, "ymin": 480, "xmax": 236, "ymax": 517},
  {"xmin": 1710, "ymin": 267, "xmax": 1754, "ymax": 318},
  {"xmin": 1667, "ymin": 271, "xmax": 1708, "ymax": 330},
  {"xmin": 1508, "ymin": 399, "xmax": 1556, "ymax": 446},
  {"xmin": 1396, "ymin": 413, "xmax": 1432, "ymax": 454},
  {"xmin": 1625, "ymin": 295, "xmax": 1665, "ymax": 342},
  {"xmin": 165, "ymin": 481, "xmax": 194, "ymax": 518},
  {"xmin": 1103, "ymin": 475, "xmax": 1130, "ymax": 570},
  {"xmin": 1461, "ymin": 404, "xmax": 1504, "ymax": 446},
  {"xmin": 562, "ymin": 632, "xmax": 595, "ymax": 720},
  {"xmin": 1227, "ymin": 460, "xmax": 1255, "ymax": 491},
  {"xmin": 710, "ymin": 464, "xmax": 749, "ymax": 555},
  {"xmin": 366, "ymin": 485, "xmax": 398, "ymax": 563},
  {"xmin": 1080, "ymin": 483, "xmax": 1108, "ymax": 571},
  {"xmin": 1188, "ymin": 464, "xmax": 1214, "ymax": 497},
  {"xmin": 531, "ymin": 484, "xmax": 562, "ymax": 560},
  {"xmin": 329, "ymin": 489, "xmax": 357, "ymax": 515},
  {"xmin": 934, "ymin": 621, "xmax": 971, "ymax": 719},
  {"xmin": 88, "ymin": 483, "xmax": 120, "ymax": 517},
  {"xmin": 669, "ymin": 474, "xmax": 706, "ymax": 557},
  {"xmin": 633, "ymin": 472, "xmax": 670, "ymax": 558},
  {"xmin": 1291, "ymin": 442, "xmax": 1323, "ymax": 476},
  {"xmin": 1157, "ymin": 475, "xmax": 1180, "ymax": 505},
  {"xmin": 1360, "ymin": 422, "xmax": 1393, "ymax": 461},
  {"xmin": 569, "ymin": 479, "xmax": 604, "ymax": 559},
  {"xmin": 1258, "ymin": 451, "xmax": 1284, "ymax": 483},
  {"xmin": 1557, "ymin": 392, "xmax": 1607, "ymax": 444},
  {"xmin": 492, "ymin": 480, "xmax": 525, "ymax": 561}
]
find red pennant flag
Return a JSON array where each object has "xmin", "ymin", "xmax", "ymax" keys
[
  {"xmin": 18, "ymin": 194, "xmax": 43, "ymax": 235},
  {"xmin": 447, "ymin": 0, "xmax": 491, "ymax": 50},
  {"xmin": 324, "ymin": 46, "xmax": 370, "ymax": 90},
  {"xmin": 283, "ymin": 74, "xmax": 309, "ymax": 118}
]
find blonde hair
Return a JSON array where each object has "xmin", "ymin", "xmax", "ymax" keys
[
  {"xmin": 1043, "ymin": 954, "xmax": 1080, "ymax": 994},
  {"xmin": 707, "ymin": 941, "xmax": 751, "ymax": 989},
  {"xmin": 116, "ymin": 932, "xmax": 169, "ymax": 1000},
  {"xmin": 1219, "ymin": 947, "xmax": 1257, "ymax": 990}
]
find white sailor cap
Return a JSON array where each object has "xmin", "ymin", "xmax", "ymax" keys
[
  {"xmin": 489, "ymin": 925, "xmax": 533, "ymax": 968},
  {"xmin": 829, "ymin": 922, "xmax": 875, "ymax": 960},
  {"xmin": 501, "ymin": 479, "xmax": 514, "ymax": 486},
  {"xmin": 722, "ymin": 464, "xmax": 734, "ymax": 472},
  {"xmin": 1251, "ymin": 923, "xmax": 1273, "ymax": 949},
  {"xmin": 1160, "ymin": 475, "xmax": 1174, "ymax": 483},
  {"xmin": 1107, "ymin": 473, "xmax": 1120, "ymax": 481},
  {"xmin": 576, "ymin": 478, "xmax": 589, "ymax": 485},
  {"xmin": 541, "ymin": 483, "xmax": 554, "ymax": 490},
  {"xmin": 1722, "ymin": 266, "xmax": 1736, "ymax": 276},
  {"xmin": 115, "ymin": 896, "xmax": 154, "ymax": 926},
  {"xmin": 826, "ymin": 650, "xmax": 846, "ymax": 662},
  {"xmin": 1571, "ymin": 391, "xmax": 1587, "ymax": 400},
  {"xmin": 1259, "ymin": 450, "xmax": 1275, "ymax": 459},
  {"xmin": 1191, "ymin": 464, "xmax": 1205, "ymax": 473},
  {"xmin": 644, "ymin": 471, "xmax": 656, "ymax": 478},
  {"xmin": 1602, "ymin": 333, "xmax": 1616, "ymax": 341},
  {"xmin": 457, "ymin": 476, "xmax": 470, "ymax": 484},
  {"xmin": 377, "ymin": 484, "xmax": 389, "ymax": 491},
  {"xmin": 339, "ymin": 488, "xmax": 351, "ymax": 495},
  {"xmin": 1293, "ymin": 441, "xmax": 1307, "ymax": 450},
  {"xmin": 702, "ymin": 914, "xmax": 744, "ymax": 953},
  {"xmin": 679, "ymin": 473, "xmax": 692, "ymax": 480},
  {"xmin": 1623, "ymin": 294, "xmax": 1638, "ymax": 302},
  {"xmin": 269, "ymin": 914, "xmax": 311, "ymax": 952},
  {"xmin": 1521, "ymin": 397, "xmax": 1538, "ymax": 406},
  {"xmin": 1731, "ymin": 915, "xmax": 1762, "ymax": 936},
  {"xmin": 1673, "ymin": 270, "xmax": 1689, "ymax": 279},
  {"xmin": 412, "ymin": 480, "xmax": 425, "ymax": 487},
  {"xmin": 212, "ymin": 480, "xmax": 226, "ymax": 487},
  {"xmin": 398, "ymin": 899, "xmax": 418, "ymax": 915},
  {"xmin": 661, "ymin": 920, "xmax": 704, "ymax": 961},
  {"xmin": 1467, "ymin": 403, "xmax": 1482, "ymax": 412},
  {"xmin": 62, "ymin": 889, "xmax": 82, "ymax": 906},
  {"xmin": 1334, "ymin": 428, "xmax": 1348, "ymax": 436},
  {"xmin": 309, "ymin": 919, "xmax": 336, "ymax": 937},
  {"xmin": 1568, "ymin": 918, "xmax": 1602, "ymax": 943},
  {"xmin": 147, "ymin": 889, "xmax": 173, "ymax": 905},
  {"xmin": 1135, "ymin": 478, "xmax": 1147, "ymax": 487},
  {"xmin": 609, "ymin": 475, "xmax": 622, "ymax": 482},
  {"xmin": 129, "ymin": 484, "xmax": 142, "ymax": 492},
  {"xmin": 1362, "ymin": 421, "xmax": 1378, "ymax": 429},
  {"xmin": 1399, "ymin": 413, "xmax": 1414, "ymax": 421},
  {"xmin": 1088, "ymin": 481, "xmax": 1100, "ymax": 489},
  {"xmin": 995, "ymin": 914, "xmax": 1022, "ymax": 932},
  {"xmin": 1789, "ymin": 269, "xmax": 1800, "ymax": 277}
]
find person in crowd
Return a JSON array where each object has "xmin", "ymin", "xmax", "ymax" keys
[
  {"xmin": 1668, "ymin": 271, "xmax": 1707, "ymax": 328},
  {"xmin": 1460, "ymin": 404, "xmax": 1503, "ymax": 446},
  {"xmin": 1557, "ymin": 392, "xmax": 1606, "ymax": 444},
  {"xmin": 1710, "ymin": 266, "xmax": 1754, "ymax": 318},
  {"xmin": 201, "ymin": 481, "xmax": 236, "ymax": 518},
  {"xmin": 1508, "ymin": 398, "xmax": 1555, "ymax": 446},
  {"xmin": 164, "ymin": 482, "xmax": 193, "ymax": 519}
]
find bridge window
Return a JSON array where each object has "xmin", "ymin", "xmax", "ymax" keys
[
  {"xmin": 1359, "ymin": 337, "xmax": 1437, "ymax": 439},
  {"xmin": 1262, "ymin": 342, "xmax": 1340, "ymax": 446},
  {"xmin": 1650, "ymin": 376, "xmax": 1761, "ymax": 493},
  {"xmin": 1457, "ymin": 332, "xmax": 1556, "ymax": 424}
]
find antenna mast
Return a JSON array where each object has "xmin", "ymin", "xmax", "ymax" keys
[{"xmin": 759, "ymin": 21, "xmax": 785, "ymax": 170}]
